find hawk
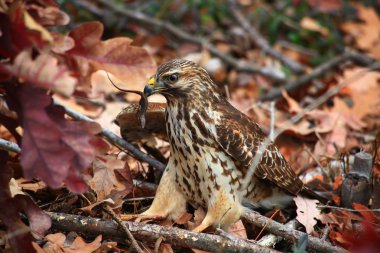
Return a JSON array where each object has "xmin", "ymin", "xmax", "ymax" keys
[{"xmin": 142, "ymin": 59, "xmax": 304, "ymax": 232}]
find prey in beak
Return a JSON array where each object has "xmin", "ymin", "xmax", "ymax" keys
[{"xmin": 143, "ymin": 77, "xmax": 167, "ymax": 96}]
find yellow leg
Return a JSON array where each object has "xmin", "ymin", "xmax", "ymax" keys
[
  {"xmin": 143, "ymin": 166, "xmax": 187, "ymax": 221},
  {"xmin": 192, "ymin": 190, "xmax": 243, "ymax": 233}
]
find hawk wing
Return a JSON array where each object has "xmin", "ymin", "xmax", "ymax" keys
[{"xmin": 211, "ymin": 101, "xmax": 303, "ymax": 195}]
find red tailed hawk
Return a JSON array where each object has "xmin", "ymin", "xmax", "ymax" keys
[{"xmin": 142, "ymin": 59, "xmax": 305, "ymax": 232}]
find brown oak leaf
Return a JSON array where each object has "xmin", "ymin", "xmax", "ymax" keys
[
  {"xmin": 65, "ymin": 21, "xmax": 156, "ymax": 91},
  {"xmin": 3, "ymin": 49, "xmax": 77, "ymax": 97}
]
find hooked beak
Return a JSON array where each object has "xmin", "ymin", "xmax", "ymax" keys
[{"xmin": 143, "ymin": 77, "xmax": 166, "ymax": 96}]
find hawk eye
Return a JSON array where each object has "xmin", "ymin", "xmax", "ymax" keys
[{"xmin": 167, "ymin": 73, "xmax": 179, "ymax": 82}]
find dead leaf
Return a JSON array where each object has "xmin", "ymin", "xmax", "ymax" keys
[
  {"xmin": 28, "ymin": 5, "xmax": 70, "ymax": 26},
  {"xmin": 282, "ymin": 90, "xmax": 302, "ymax": 113},
  {"xmin": 300, "ymin": 17, "xmax": 329, "ymax": 36},
  {"xmin": 44, "ymin": 233, "xmax": 102, "ymax": 253},
  {"xmin": 3, "ymin": 50, "xmax": 77, "ymax": 97},
  {"xmin": 341, "ymin": 4, "xmax": 380, "ymax": 57},
  {"xmin": 175, "ymin": 212, "xmax": 193, "ymax": 225},
  {"xmin": 228, "ymin": 220, "xmax": 247, "ymax": 239},
  {"xmin": 15, "ymin": 85, "xmax": 101, "ymax": 192},
  {"xmin": 66, "ymin": 21, "xmax": 156, "ymax": 92},
  {"xmin": 89, "ymin": 156, "xmax": 131, "ymax": 202},
  {"xmin": 294, "ymin": 196, "xmax": 321, "ymax": 234},
  {"xmin": 340, "ymin": 67, "xmax": 380, "ymax": 119}
]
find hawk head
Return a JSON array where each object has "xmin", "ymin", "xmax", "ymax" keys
[{"xmin": 143, "ymin": 59, "xmax": 219, "ymax": 101}]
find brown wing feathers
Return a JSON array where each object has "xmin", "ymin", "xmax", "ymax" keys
[{"xmin": 214, "ymin": 101, "xmax": 304, "ymax": 195}]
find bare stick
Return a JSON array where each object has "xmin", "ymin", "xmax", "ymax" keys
[
  {"xmin": 103, "ymin": 205, "xmax": 144, "ymax": 253},
  {"xmin": 242, "ymin": 210, "xmax": 347, "ymax": 253},
  {"xmin": 260, "ymin": 51, "xmax": 379, "ymax": 101},
  {"xmin": 317, "ymin": 205, "xmax": 380, "ymax": 213},
  {"xmin": 228, "ymin": 0, "xmax": 305, "ymax": 74},
  {"xmin": 49, "ymin": 212, "xmax": 278, "ymax": 253},
  {"xmin": 52, "ymin": 99, "xmax": 166, "ymax": 172},
  {"xmin": 90, "ymin": 0, "xmax": 285, "ymax": 82}
]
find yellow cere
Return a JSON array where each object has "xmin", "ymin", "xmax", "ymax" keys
[{"xmin": 148, "ymin": 77, "xmax": 155, "ymax": 87}]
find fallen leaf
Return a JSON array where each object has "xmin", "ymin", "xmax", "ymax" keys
[
  {"xmin": 15, "ymin": 85, "xmax": 100, "ymax": 192},
  {"xmin": 294, "ymin": 196, "xmax": 321, "ymax": 234},
  {"xmin": 44, "ymin": 233, "xmax": 102, "ymax": 253},
  {"xmin": 89, "ymin": 155, "xmax": 131, "ymax": 201},
  {"xmin": 66, "ymin": 21, "xmax": 156, "ymax": 91},
  {"xmin": 282, "ymin": 90, "xmax": 302, "ymax": 113},
  {"xmin": 300, "ymin": 17, "xmax": 329, "ymax": 36},
  {"xmin": 3, "ymin": 49, "xmax": 77, "ymax": 97},
  {"xmin": 175, "ymin": 212, "xmax": 193, "ymax": 225},
  {"xmin": 228, "ymin": 220, "xmax": 247, "ymax": 239},
  {"xmin": 0, "ymin": 152, "xmax": 51, "ymax": 252},
  {"xmin": 28, "ymin": 5, "xmax": 70, "ymax": 26},
  {"xmin": 341, "ymin": 4, "xmax": 380, "ymax": 57}
]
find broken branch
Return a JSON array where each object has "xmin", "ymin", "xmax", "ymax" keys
[
  {"xmin": 242, "ymin": 210, "xmax": 347, "ymax": 253},
  {"xmin": 49, "ymin": 212, "xmax": 278, "ymax": 253},
  {"xmin": 260, "ymin": 51, "xmax": 380, "ymax": 101}
]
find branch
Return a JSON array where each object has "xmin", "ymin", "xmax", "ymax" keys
[
  {"xmin": 317, "ymin": 205, "xmax": 380, "ymax": 213},
  {"xmin": 0, "ymin": 138, "xmax": 21, "ymax": 153},
  {"xmin": 53, "ymin": 100, "xmax": 166, "ymax": 172},
  {"xmin": 228, "ymin": 0, "xmax": 305, "ymax": 74},
  {"xmin": 103, "ymin": 205, "xmax": 144, "ymax": 253},
  {"xmin": 89, "ymin": 0, "xmax": 285, "ymax": 82},
  {"xmin": 242, "ymin": 210, "xmax": 347, "ymax": 253},
  {"xmin": 260, "ymin": 51, "xmax": 380, "ymax": 101},
  {"xmin": 48, "ymin": 212, "xmax": 278, "ymax": 253}
]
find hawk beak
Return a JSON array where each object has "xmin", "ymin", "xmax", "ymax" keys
[
  {"xmin": 144, "ymin": 77, "xmax": 166, "ymax": 96},
  {"xmin": 143, "ymin": 77, "xmax": 156, "ymax": 96}
]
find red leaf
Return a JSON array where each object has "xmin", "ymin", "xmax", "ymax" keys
[
  {"xmin": 352, "ymin": 203, "xmax": 380, "ymax": 222},
  {"xmin": 3, "ymin": 50, "xmax": 77, "ymax": 97},
  {"xmin": 0, "ymin": 3, "xmax": 52, "ymax": 58},
  {"xmin": 17, "ymin": 85, "xmax": 100, "ymax": 192},
  {"xmin": 0, "ymin": 151, "xmax": 50, "ymax": 252},
  {"xmin": 66, "ymin": 21, "xmax": 156, "ymax": 88},
  {"xmin": 14, "ymin": 194, "xmax": 51, "ymax": 239}
]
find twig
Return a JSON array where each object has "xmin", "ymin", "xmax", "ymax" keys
[
  {"xmin": 53, "ymin": 99, "xmax": 166, "ymax": 172},
  {"xmin": 49, "ymin": 212, "xmax": 278, "ymax": 253},
  {"xmin": 103, "ymin": 205, "xmax": 144, "ymax": 253},
  {"xmin": 90, "ymin": 0, "xmax": 285, "ymax": 82},
  {"xmin": 303, "ymin": 146, "xmax": 330, "ymax": 179},
  {"xmin": 257, "ymin": 219, "xmax": 299, "ymax": 248},
  {"xmin": 133, "ymin": 179, "xmax": 157, "ymax": 193},
  {"xmin": 317, "ymin": 205, "xmax": 380, "ymax": 213},
  {"xmin": 260, "ymin": 51, "xmax": 379, "ymax": 101},
  {"xmin": 228, "ymin": 0, "xmax": 305, "ymax": 74},
  {"xmin": 255, "ymin": 209, "xmax": 279, "ymax": 241},
  {"xmin": 123, "ymin": 197, "xmax": 155, "ymax": 202},
  {"xmin": 242, "ymin": 210, "xmax": 347, "ymax": 253},
  {"xmin": 0, "ymin": 138, "xmax": 21, "ymax": 153}
]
